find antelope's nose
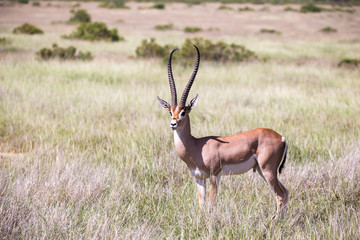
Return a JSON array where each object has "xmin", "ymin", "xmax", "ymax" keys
[{"xmin": 170, "ymin": 119, "xmax": 177, "ymax": 129}]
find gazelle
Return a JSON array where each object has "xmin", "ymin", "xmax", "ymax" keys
[{"xmin": 157, "ymin": 45, "xmax": 288, "ymax": 219}]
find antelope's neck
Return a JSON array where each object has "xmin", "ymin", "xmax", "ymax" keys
[{"xmin": 173, "ymin": 117, "xmax": 196, "ymax": 161}]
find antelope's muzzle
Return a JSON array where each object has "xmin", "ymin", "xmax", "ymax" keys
[{"xmin": 170, "ymin": 119, "xmax": 178, "ymax": 130}]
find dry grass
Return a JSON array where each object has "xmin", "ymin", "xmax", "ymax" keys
[
  {"xmin": 1, "ymin": 2, "xmax": 360, "ymax": 239},
  {"xmin": 1, "ymin": 144, "xmax": 359, "ymax": 238}
]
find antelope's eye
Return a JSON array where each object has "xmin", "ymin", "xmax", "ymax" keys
[
  {"xmin": 181, "ymin": 111, "xmax": 186, "ymax": 117},
  {"xmin": 169, "ymin": 111, "xmax": 173, "ymax": 116}
]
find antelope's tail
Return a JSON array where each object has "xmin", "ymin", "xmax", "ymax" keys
[{"xmin": 278, "ymin": 137, "xmax": 287, "ymax": 174}]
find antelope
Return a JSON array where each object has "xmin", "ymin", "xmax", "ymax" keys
[{"xmin": 157, "ymin": 45, "xmax": 289, "ymax": 219}]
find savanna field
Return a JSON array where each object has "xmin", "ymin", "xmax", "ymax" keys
[{"xmin": 0, "ymin": 0, "xmax": 360, "ymax": 238}]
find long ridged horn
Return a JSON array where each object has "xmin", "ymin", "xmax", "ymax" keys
[
  {"xmin": 179, "ymin": 45, "xmax": 200, "ymax": 107},
  {"xmin": 168, "ymin": 48, "xmax": 179, "ymax": 106}
]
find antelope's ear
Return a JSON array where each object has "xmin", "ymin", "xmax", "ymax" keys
[
  {"xmin": 187, "ymin": 94, "xmax": 199, "ymax": 109},
  {"xmin": 157, "ymin": 96, "xmax": 171, "ymax": 109}
]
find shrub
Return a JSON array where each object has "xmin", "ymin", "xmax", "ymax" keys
[
  {"xmin": 338, "ymin": 58, "xmax": 360, "ymax": 67},
  {"xmin": 154, "ymin": 23, "xmax": 174, "ymax": 31},
  {"xmin": 184, "ymin": 26, "xmax": 202, "ymax": 33},
  {"xmin": 284, "ymin": 7, "xmax": 297, "ymax": 12},
  {"xmin": 320, "ymin": 26, "xmax": 337, "ymax": 33},
  {"xmin": 238, "ymin": 6, "xmax": 254, "ymax": 11},
  {"xmin": 149, "ymin": 3, "xmax": 165, "ymax": 9},
  {"xmin": 36, "ymin": 43, "xmax": 93, "ymax": 61},
  {"xmin": 0, "ymin": 37, "xmax": 9, "ymax": 44},
  {"xmin": 135, "ymin": 38, "xmax": 257, "ymax": 63},
  {"xmin": 179, "ymin": 38, "xmax": 256, "ymax": 63},
  {"xmin": 260, "ymin": 28, "xmax": 281, "ymax": 34},
  {"xmin": 218, "ymin": 5, "xmax": 233, "ymax": 10},
  {"xmin": 98, "ymin": 0, "xmax": 128, "ymax": 9},
  {"xmin": 63, "ymin": 22, "xmax": 124, "ymax": 42},
  {"xmin": 13, "ymin": 23, "xmax": 43, "ymax": 35},
  {"xmin": 68, "ymin": 9, "xmax": 91, "ymax": 24},
  {"xmin": 32, "ymin": 1, "xmax": 40, "ymax": 6},
  {"xmin": 17, "ymin": 0, "xmax": 28, "ymax": 4},
  {"xmin": 300, "ymin": 4, "xmax": 322, "ymax": 13},
  {"xmin": 135, "ymin": 38, "xmax": 174, "ymax": 58},
  {"xmin": 332, "ymin": 7, "xmax": 355, "ymax": 14}
]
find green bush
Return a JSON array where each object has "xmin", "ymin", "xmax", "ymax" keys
[
  {"xmin": 149, "ymin": 3, "xmax": 165, "ymax": 9},
  {"xmin": 179, "ymin": 38, "xmax": 256, "ymax": 63},
  {"xmin": 332, "ymin": 7, "xmax": 355, "ymax": 13},
  {"xmin": 13, "ymin": 23, "xmax": 43, "ymax": 35},
  {"xmin": 18, "ymin": 0, "xmax": 29, "ymax": 4},
  {"xmin": 338, "ymin": 58, "xmax": 360, "ymax": 67},
  {"xmin": 36, "ymin": 43, "xmax": 93, "ymax": 61},
  {"xmin": 32, "ymin": 1, "xmax": 40, "ymax": 6},
  {"xmin": 184, "ymin": 26, "xmax": 202, "ymax": 33},
  {"xmin": 320, "ymin": 26, "xmax": 337, "ymax": 33},
  {"xmin": 238, "ymin": 6, "xmax": 254, "ymax": 11},
  {"xmin": 135, "ymin": 38, "xmax": 257, "ymax": 63},
  {"xmin": 300, "ymin": 4, "xmax": 323, "ymax": 13},
  {"xmin": 68, "ymin": 9, "xmax": 91, "ymax": 24},
  {"xmin": 63, "ymin": 22, "xmax": 124, "ymax": 42},
  {"xmin": 154, "ymin": 23, "xmax": 174, "ymax": 31},
  {"xmin": 284, "ymin": 6, "xmax": 297, "ymax": 12},
  {"xmin": 260, "ymin": 28, "xmax": 281, "ymax": 34},
  {"xmin": 135, "ymin": 38, "xmax": 174, "ymax": 58},
  {"xmin": 218, "ymin": 5, "xmax": 233, "ymax": 10},
  {"xmin": 98, "ymin": 0, "xmax": 128, "ymax": 9}
]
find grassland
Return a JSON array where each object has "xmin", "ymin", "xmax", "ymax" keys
[{"xmin": 1, "ymin": 1, "xmax": 360, "ymax": 239}]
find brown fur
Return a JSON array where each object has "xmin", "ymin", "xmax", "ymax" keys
[{"xmin": 161, "ymin": 103, "xmax": 288, "ymax": 219}]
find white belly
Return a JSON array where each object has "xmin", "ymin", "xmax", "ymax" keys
[
  {"xmin": 221, "ymin": 155, "xmax": 257, "ymax": 175},
  {"xmin": 191, "ymin": 168, "xmax": 210, "ymax": 178}
]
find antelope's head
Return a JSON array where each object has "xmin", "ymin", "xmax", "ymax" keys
[{"xmin": 157, "ymin": 45, "xmax": 200, "ymax": 130}]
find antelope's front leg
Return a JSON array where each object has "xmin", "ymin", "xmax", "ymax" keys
[
  {"xmin": 195, "ymin": 177, "xmax": 206, "ymax": 210},
  {"xmin": 209, "ymin": 174, "xmax": 221, "ymax": 207}
]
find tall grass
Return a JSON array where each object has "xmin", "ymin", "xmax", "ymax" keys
[{"xmin": 1, "ymin": 21, "xmax": 360, "ymax": 239}]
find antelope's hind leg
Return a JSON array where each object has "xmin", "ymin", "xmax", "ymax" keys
[
  {"xmin": 256, "ymin": 166, "xmax": 288, "ymax": 220},
  {"xmin": 209, "ymin": 174, "xmax": 221, "ymax": 208}
]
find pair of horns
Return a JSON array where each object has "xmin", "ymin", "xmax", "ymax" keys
[{"xmin": 168, "ymin": 45, "xmax": 200, "ymax": 107}]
